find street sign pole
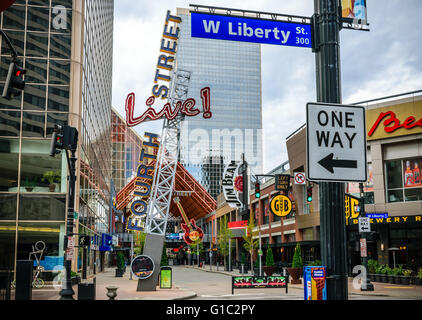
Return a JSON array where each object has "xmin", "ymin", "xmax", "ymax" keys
[
  {"xmin": 359, "ymin": 183, "xmax": 374, "ymax": 291},
  {"xmin": 314, "ymin": 0, "xmax": 348, "ymax": 300}
]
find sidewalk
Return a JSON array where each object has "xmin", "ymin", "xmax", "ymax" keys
[
  {"xmin": 184, "ymin": 263, "xmax": 422, "ymax": 299},
  {"xmin": 30, "ymin": 268, "xmax": 196, "ymax": 300}
]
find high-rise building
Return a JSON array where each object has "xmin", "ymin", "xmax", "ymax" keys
[
  {"xmin": 176, "ymin": 8, "xmax": 263, "ymax": 199},
  {"xmin": 0, "ymin": 0, "xmax": 114, "ymax": 279}
]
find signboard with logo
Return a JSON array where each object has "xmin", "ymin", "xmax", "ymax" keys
[
  {"xmin": 341, "ymin": 0, "xmax": 368, "ymax": 25},
  {"xmin": 304, "ymin": 266, "xmax": 326, "ymax": 300},
  {"xmin": 191, "ymin": 12, "xmax": 312, "ymax": 48},
  {"xmin": 231, "ymin": 276, "xmax": 287, "ymax": 294},
  {"xmin": 366, "ymin": 99, "xmax": 422, "ymax": 141},
  {"xmin": 160, "ymin": 267, "xmax": 172, "ymax": 289},
  {"xmin": 130, "ymin": 255, "xmax": 155, "ymax": 280},
  {"xmin": 306, "ymin": 102, "xmax": 367, "ymax": 182},
  {"xmin": 222, "ymin": 161, "xmax": 243, "ymax": 208},
  {"xmin": 345, "ymin": 193, "xmax": 360, "ymax": 225},
  {"xmin": 269, "ymin": 194, "xmax": 292, "ymax": 217},
  {"xmin": 275, "ymin": 174, "xmax": 290, "ymax": 191}
]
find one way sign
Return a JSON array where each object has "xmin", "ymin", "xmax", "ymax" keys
[{"xmin": 306, "ymin": 102, "xmax": 367, "ymax": 182}]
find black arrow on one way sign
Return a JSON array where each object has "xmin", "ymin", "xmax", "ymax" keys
[{"xmin": 318, "ymin": 153, "xmax": 357, "ymax": 173}]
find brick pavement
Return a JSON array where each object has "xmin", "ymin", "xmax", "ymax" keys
[{"xmin": 29, "ymin": 268, "xmax": 196, "ymax": 300}]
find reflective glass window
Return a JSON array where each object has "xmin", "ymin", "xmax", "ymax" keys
[
  {"xmin": 0, "ymin": 194, "xmax": 17, "ymax": 220},
  {"xmin": 23, "ymin": 84, "xmax": 47, "ymax": 110},
  {"xmin": 2, "ymin": 5, "xmax": 26, "ymax": 31},
  {"xmin": 27, "ymin": 6, "xmax": 50, "ymax": 32},
  {"xmin": 0, "ymin": 138, "xmax": 20, "ymax": 191},
  {"xmin": 1, "ymin": 30, "xmax": 25, "ymax": 57},
  {"xmin": 0, "ymin": 221, "xmax": 16, "ymax": 270},
  {"xmin": 22, "ymin": 111, "xmax": 45, "ymax": 137},
  {"xmin": 0, "ymin": 110, "xmax": 21, "ymax": 136},
  {"xmin": 47, "ymin": 86, "xmax": 69, "ymax": 111},
  {"xmin": 46, "ymin": 112, "xmax": 68, "ymax": 137},
  {"xmin": 19, "ymin": 195, "xmax": 66, "ymax": 220},
  {"xmin": 25, "ymin": 58, "xmax": 48, "ymax": 83},
  {"xmin": 20, "ymin": 139, "xmax": 67, "ymax": 193},
  {"xmin": 48, "ymin": 60, "xmax": 70, "ymax": 85},
  {"xmin": 50, "ymin": 33, "xmax": 71, "ymax": 59},
  {"xmin": 25, "ymin": 32, "xmax": 49, "ymax": 57}
]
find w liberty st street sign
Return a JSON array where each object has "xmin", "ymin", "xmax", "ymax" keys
[
  {"xmin": 191, "ymin": 12, "xmax": 312, "ymax": 48},
  {"xmin": 306, "ymin": 102, "xmax": 367, "ymax": 182}
]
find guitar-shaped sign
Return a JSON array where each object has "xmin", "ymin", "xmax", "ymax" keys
[{"xmin": 173, "ymin": 197, "xmax": 204, "ymax": 245}]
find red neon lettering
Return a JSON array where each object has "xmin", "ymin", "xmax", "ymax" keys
[
  {"xmin": 125, "ymin": 87, "xmax": 212, "ymax": 127},
  {"xmin": 368, "ymin": 110, "xmax": 422, "ymax": 137}
]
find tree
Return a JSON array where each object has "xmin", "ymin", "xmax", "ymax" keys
[
  {"xmin": 189, "ymin": 239, "xmax": 204, "ymax": 258},
  {"xmin": 243, "ymin": 208, "xmax": 259, "ymax": 272},
  {"xmin": 292, "ymin": 243, "xmax": 303, "ymax": 268},
  {"xmin": 218, "ymin": 215, "xmax": 234, "ymax": 269},
  {"xmin": 265, "ymin": 244, "xmax": 275, "ymax": 267},
  {"xmin": 133, "ymin": 231, "xmax": 146, "ymax": 256},
  {"xmin": 161, "ymin": 242, "xmax": 168, "ymax": 266}
]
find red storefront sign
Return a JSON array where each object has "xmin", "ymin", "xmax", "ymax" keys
[
  {"xmin": 228, "ymin": 220, "xmax": 248, "ymax": 229},
  {"xmin": 368, "ymin": 110, "xmax": 422, "ymax": 137}
]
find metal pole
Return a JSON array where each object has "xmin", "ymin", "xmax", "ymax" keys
[
  {"xmin": 59, "ymin": 149, "xmax": 76, "ymax": 300},
  {"xmin": 359, "ymin": 183, "xmax": 374, "ymax": 291},
  {"xmin": 229, "ymin": 237, "xmax": 231, "ymax": 272},
  {"xmin": 314, "ymin": 0, "xmax": 348, "ymax": 300},
  {"xmin": 129, "ymin": 234, "xmax": 133, "ymax": 280},
  {"xmin": 259, "ymin": 231, "xmax": 262, "ymax": 276},
  {"xmin": 197, "ymin": 242, "xmax": 200, "ymax": 267}
]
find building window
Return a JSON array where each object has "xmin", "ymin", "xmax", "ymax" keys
[{"xmin": 385, "ymin": 157, "xmax": 422, "ymax": 203}]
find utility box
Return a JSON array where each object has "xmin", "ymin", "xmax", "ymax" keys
[
  {"xmin": 78, "ymin": 278, "xmax": 96, "ymax": 300},
  {"xmin": 15, "ymin": 260, "xmax": 32, "ymax": 300}
]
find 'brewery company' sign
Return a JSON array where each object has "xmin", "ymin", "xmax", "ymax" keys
[
  {"xmin": 222, "ymin": 161, "xmax": 243, "ymax": 209},
  {"xmin": 130, "ymin": 255, "xmax": 155, "ymax": 280}
]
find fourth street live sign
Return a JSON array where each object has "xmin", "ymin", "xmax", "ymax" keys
[{"xmin": 306, "ymin": 102, "xmax": 367, "ymax": 182}]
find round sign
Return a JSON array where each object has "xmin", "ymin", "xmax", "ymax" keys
[
  {"xmin": 270, "ymin": 195, "xmax": 292, "ymax": 217},
  {"xmin": 130, "ymin": 255, "xmax": 155, "ymax": 279}
]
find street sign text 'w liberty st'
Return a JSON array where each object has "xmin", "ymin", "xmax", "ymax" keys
[{"xmin": 306, "ymin": 102, "xmax": 367, "ymax": 182}]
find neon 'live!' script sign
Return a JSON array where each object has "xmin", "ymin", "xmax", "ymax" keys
[{"xmin": 125, "ymin": 87, "xmax": 212, "ymax": 127}]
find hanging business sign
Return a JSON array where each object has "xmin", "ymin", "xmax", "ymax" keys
[
  {"xmin": 191, "ymin": 12, "xmax": 312, "ymax": 48},
  {"xmin": 306, "ymin": 102, "xmax": 367, "ymax": 182},
  {"xmin": 269, "ymin": 194, "xmax": 292, "ymax": 217},
  {"xmin": 222, "ymin": 161, "xmax": 243, "ymax": 208},
  {"xmin": 130, "ymin": 255, "xmax": 155, "ymax": 280},
  {"xmin": 341, "ymin": 0, "xmax": 368, "ymax": 25}
]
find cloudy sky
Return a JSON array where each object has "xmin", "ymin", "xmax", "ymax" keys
[{"xmin": 112, "ymin": 0, "xmax": 422, "ymax": 173}]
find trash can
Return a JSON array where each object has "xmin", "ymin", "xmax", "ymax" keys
[
  {"xmin": 15, "ymin": 260, "xmax": 32, "ymax": 300},
  {"xmin": 159, "ymin": 267, "xmax": 172, "ymax": 289},
  {"xmin": 78, "ymin": 277, "xmax": 96, "ymax": 300}
]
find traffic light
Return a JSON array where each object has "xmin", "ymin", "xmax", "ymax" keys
[
  {"xmin": 306, "ymin": 185, "xmax": 313, "ymax": 202},
  {"xmin": 49, "ymin": 124, "xmax": 79, "ymax": 157},
  {"xmin": 2, "ymin": 61, "xmax": 26, "ymax": 100},
  {"xmin": 255, "ymin": 182, "xmax": 261, "ymax": 198}
]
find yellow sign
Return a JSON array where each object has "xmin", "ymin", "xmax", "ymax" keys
[
  {"xmin": 345, "ymin": 193, "xmax": 360, "ymax": 225},
  {"xmin": 270, "ymin": 195, "xmax": 292, "ymax": 217},
  {"xmin": 366, "ymin": 99, "xmax": 422, "ymax": 141}
]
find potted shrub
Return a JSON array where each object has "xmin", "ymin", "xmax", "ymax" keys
[
  {"xmin": 71, "ymin": 271, "xmax": 81, "ymax": 286},
  {"xmin": 115, "ymin": 252, "xmax": 125, "ymax": 277},
  {"xmin": 287, "ymin": 243, "xmax": 303, "ymax": 284},
  {"xmin": 415, "ymin": 268, "xmax": 422, "ymax": 286},
  {"xmin": 374, "ymin": 265, "xmax": 383, "ymax": 283},
  {"xmin": 42, "ymin": 170, "xmax": 61, "ymax": 192},
  {"xmin": 263, "ymin": 245, "xmax": 275, "ymax": 276},
  {"xmin": 379, "ymin": 265, "xmax": 388, "ymax": 283},
  {"xmin": 385, "ymin": 266, "xmax": 394, "ymax": 284},
  {"xmin": 367, "ymin": 259, "xmax": 378, "ymax": 282},
  {"xmin": 402, "ymin": 269, "xmax": 412, "ymax": 285},
  {"xmin": 392, "ymin": 265, "xmax": 403, "ymax": 284},
  {"xmin": 22, "ymin": 177, "xmax": 37, "ymax": 192}
]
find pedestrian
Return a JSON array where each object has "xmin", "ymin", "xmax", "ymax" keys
[{"xmin": 409, "ymin": 258, "xmax": 418, "ymax": 275}]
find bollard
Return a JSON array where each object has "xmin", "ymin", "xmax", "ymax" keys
[
  {"xmin": 241, "ymin": 264, "xmax": 244, "ymax": 276},
  {"xmin": 106, "ymin": 286, "xmax": 118, "ymax": 300}
]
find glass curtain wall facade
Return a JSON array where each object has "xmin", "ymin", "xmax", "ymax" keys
[
  {"xmin": 176, "ymin": 8, "xmax": 263, "ymax": 199},
  {"xmin": 0, "ymin": 0, "xmax": 114, "ymax": 279},
  {"xmin": 111, "ymin": 108, "xmax": 143, "ymax": 193}
]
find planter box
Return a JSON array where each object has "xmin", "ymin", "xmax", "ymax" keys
[
  {"xmin": 393, "ymin": 276, "xmax": 401, "ymax": 285},
  {"xmin": 115, "ymin": 268, "xmax": 124, "ymax": 277},
  {"xmin": 287, "ymin": 267, "xmax": 303, "ymax": 284},
  {"xmin": 401, "ymin": 276, "xmax": 410, "ymax": 285},
  {"xmin": 263, "ymin": 266, "xmax": 275, "ymax": 277},
  {"xmin": 71, "ymin": 276, "xmax": 81, "ymax": 286},
  {"xmin": 415, "ymin": 277, "xmax": 422, "ymax": 286},
  {"xmin": 379, "ymin": 274, "xmax": 388, "ymax": 283}
]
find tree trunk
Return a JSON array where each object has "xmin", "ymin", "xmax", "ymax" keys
[{"xmin": 250, "ymin": 250, "xmax": 253, "ymax": 274}]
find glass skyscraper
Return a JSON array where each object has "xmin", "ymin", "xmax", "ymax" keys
[
  {"xmin": 0, "ymin": 0, "xmax": 114, "ymax": 279},
  {"xmin": 176, "ymin": 8, "xmax": 263, "ymax": 199}
]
